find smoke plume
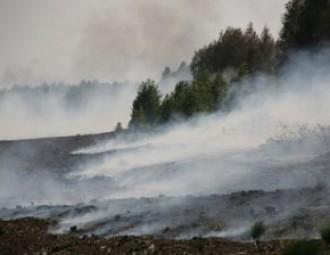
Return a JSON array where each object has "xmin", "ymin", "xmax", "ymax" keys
[{"xmin": 0, "ymin": 0, "xmax": 286, "ymax": 86}]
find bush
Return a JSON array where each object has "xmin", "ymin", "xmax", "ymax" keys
[
  {"xmin": 250, "ymin": 221, "xmax": 266, "ymax": 241},
  {"xmin": 282, "ymin": 240, "xmax": 321, "ymax": 255},
  {"xmin": 320, "ymin": 223, "xmax": 330, "ymax": 246}
]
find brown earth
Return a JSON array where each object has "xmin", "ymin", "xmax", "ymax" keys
[{"xmin": 0, "ymin": 218, "xmax": 283, "ymax": 255}]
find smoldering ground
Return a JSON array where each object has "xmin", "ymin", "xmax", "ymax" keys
[
  {"xmin": 74, "ymin": 49, "xmax": 330, "ymax": 196},
  {"xmin": 1, "ymin": 49, "xmax": 330, "ymax": 239}
]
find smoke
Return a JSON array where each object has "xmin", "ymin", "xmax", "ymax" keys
[
  {"xmin": 0, "ymin": 0, "xmax": 287, "ymax": 138},
  {"xmin": 0, "ymin": 48, "xmax": 329, "ymax": 202},
  {"xmin": 2, "ymin": 1, "xmax": 330, "ymax": 240},
  {"xmin": 72, "ymin": 48, "xmax": 330, "ymax": 198},
  {"xmin": 0, "ymin": 81, "xmax": 138, "ymax": 140},
  {"xmin": 74, "ymin": 0, "xmax": 287, "ymax": 82},
  {"xmin": 0, "ymin": 0, "xmax": 287, "ymax": 86},
  {"xmin": 1, "ymin": 49, "xmax": 330, "ymax": 239}
]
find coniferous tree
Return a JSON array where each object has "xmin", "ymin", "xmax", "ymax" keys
[
  {"xmin": 280, "ymin": 0, "xmax": 330, "ymax": 54},
  {"xmin": 159, "ymin": 94, "xmax": 175, "ymax": 123},
  {"xmin": 191, "ymin": 24, "xmax": 278, "ymax": 79},
  {"xmin": 211, "ymin": 74, "xmax": 229, "ymax": 110},
  {"xmin": 129, "ymin": 80, "xmax": 162, "ymax": 129}
]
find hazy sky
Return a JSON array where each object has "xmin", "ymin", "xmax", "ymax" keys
[{"xmin": 0, "ymin": 0, "xmax": 288, "ymax": 87}]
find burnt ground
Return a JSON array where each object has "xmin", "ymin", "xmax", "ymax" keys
[
  {"xmin": 0, "ymin": 218, "xmax": 284, "ymax": 255},
  {"xmin": 2, "ymin": 132, "xmax": 330, "ymax": 253},
  {"xmin": 1, "ymin": 187, "xmax": 330, "ymax": 241},
  {"xmin": 0, "ymin": 131, "xmax": 116, "ymax": 174}
]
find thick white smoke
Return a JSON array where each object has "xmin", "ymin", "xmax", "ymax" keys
[
  {"xmin": 72, "ymin": 49, "xmax": 330, "ymax": 198},
  {"xmin": 1, "ymin": 49, "xmax": 330, "ymax": 240},
  {"xmin": 0, "ymin": 81, "xmax": 138, "ymax": 140},
  {"xmin": 0, "ymin": 0, "xmax": 286, "ymax": 86},
  {"xmin": 1, "ymin": 49, "xmax": 329, "ymax": 208}
]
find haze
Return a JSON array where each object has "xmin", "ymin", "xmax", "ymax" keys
[{"xmin": 0, "ymin": 0, "xmax": 287, "ymax": 87}]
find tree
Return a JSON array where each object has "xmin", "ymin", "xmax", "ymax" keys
[
  {"xmin": 259, "ymin": 27, "xmax": 278, "ymax": 73},
  {"xmin": 159, "ymin": 94, "xmax": 175, "ymax": 123},
  {"xmin": 115, "ymin": 122, "xmax": 123, "ymax": 133},
  {"xmin": 191, "ymin": 24, "xmax": 278, "ymax": 79},
  {"xmin": 211, "ymin": 74, "xmax": 228, "ymax": 110},
  {"xmin": 158, "ymin": 72, "xmax": 229, "ymax": 123},
  {"xmin": 280, "ymin": 0, "xmax": 330, "ymax": 54},
  {"xmin": 250, "ymin": 221, "xmax": 266, "ymax": 244},
  {"xmin": 238, "ymin": 63, "xmax": 250, "ymax": 79},
  {"xmin": 161, "ymin": 66, "xmax": 172, "ymax": 80},
  {"xmin": 191, "ymin": 71, "xmax": 214, "ymax": 113},
  {"xmin": 129, "ymin": 80, "xmax": 162, "ymax": 129}
]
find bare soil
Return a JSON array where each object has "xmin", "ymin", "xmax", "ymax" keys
[{"xmin": 0, "ymin": 218, "xmax": 283, "ymax": 255}]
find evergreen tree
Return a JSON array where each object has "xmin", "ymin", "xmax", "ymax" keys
[
  {"xmin": 191, "ymin": 71, "xmax": 214, "ymax": 113},
  {"xmin": 280, "ymin": 0, "xmax": 330, "ymax": 53},
  {"xmin": 159, "ymin": 94, "xmax": 175, "ymax": 123},
  {"xmin": 259, "ymin": 27, "xmax": 277, "ymax": 73},
  {"xmin": 129, "ymin": 80, "xmax": 162, "ymax": 129},
  {"xmin": 211, "ymin": 74, "xmax": 228, "ymax": 110},
  {"xmin": 191, "ymin": 25, "xmax": 278, "ymax": 79}
]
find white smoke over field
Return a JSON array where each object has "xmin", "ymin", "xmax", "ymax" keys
[
  {"xmin": 72, "ymin": 48, "xmax": 330, "ymax": 198},
  {"xmin": 1, "ymin": 49, "xmax": 330, "ymax": 240},
  {"xmin": 0, "ymin": 0, "xmax": 288, "ymax": 139},
  {"xmin": 1, "ymin": 49, "xmax": 330, "ymax": 207},
  {"xmin": 0, "ymin": 81, "xmax": 138, "ymax": 140}
]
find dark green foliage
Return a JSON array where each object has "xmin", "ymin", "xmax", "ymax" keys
[
  {"xmin": 160, "ymin": 73, "xmax": 228, "ymax": 122},
  {"xmin": 282, "ymin": 240, "xmax": 321, "ymax": 255},
  {"xmin": 129, "ymin": 72, "xmax": 229, "ymax": 127},
  {"xmin": 320, "ymin": 223, "xmax": 330, "ymax": 246},
  {"xmin": 191, "ymin": 24, "xmax": 278, "ymax": 79},
  {"xmin": 159, "ymin": 94, "xmax": 175, "ymax": 123},
  {"xmin": 171, "ymin": 81, "xmax": 196, "ymax": 117},
  {"xmin": 129, "ymin": 0, "xmax": 330, "ymax": 130},
  {"xmin": 280, "ymin": 0, "xmax": 330, "ymax": 53},
  {"xmin": 129, "ymin": 79, "xmax": 162, "ymax": 129},
  {"xmin": 250, "ymin": 221, "xmax": 266, "ymax": 241},
  {"xmin": 237, "ymin": 64, "xmax": 250, "ymax": 80},
  {"xmin": 210, "ymin": 74, "xmax": 229, "ymax": 110}
]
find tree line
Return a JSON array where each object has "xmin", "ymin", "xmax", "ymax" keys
[{"xmin": 128, "ymin": 0, "xmax": 330, "ymax": 130}]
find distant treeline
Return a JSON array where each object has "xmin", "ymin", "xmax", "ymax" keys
[
  {"xmin": 0, "ymin": 80, "xmax": 128, "ymax": 111},
  {"xmin": 128, "ymin": 0, "xmax": 330, "ymax": 130}
]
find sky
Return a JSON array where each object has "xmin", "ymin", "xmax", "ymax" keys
[{"xmin": 0, "ymin": 0, "xmax": 288, "ymax": 87}]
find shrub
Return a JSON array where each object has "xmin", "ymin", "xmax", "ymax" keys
[
  {"xmin": 250, "ymin": 221, "xmax": 266, "ymax": 241},
  {"xmin": 282, "ymin": 240, "xmax": 321, "ymax": 255},
  {"xmin": 70, "ymin": 225, "xmax": 78, "ymax": 233}
]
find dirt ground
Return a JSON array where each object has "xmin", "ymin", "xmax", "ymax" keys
[
  {"xmin": 1, "ymin": 132, "xmax": 330, "ymax": 254},
  {"xmin": 0, "ymin": 218, "xmax": 284, "ymax": 255}
]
